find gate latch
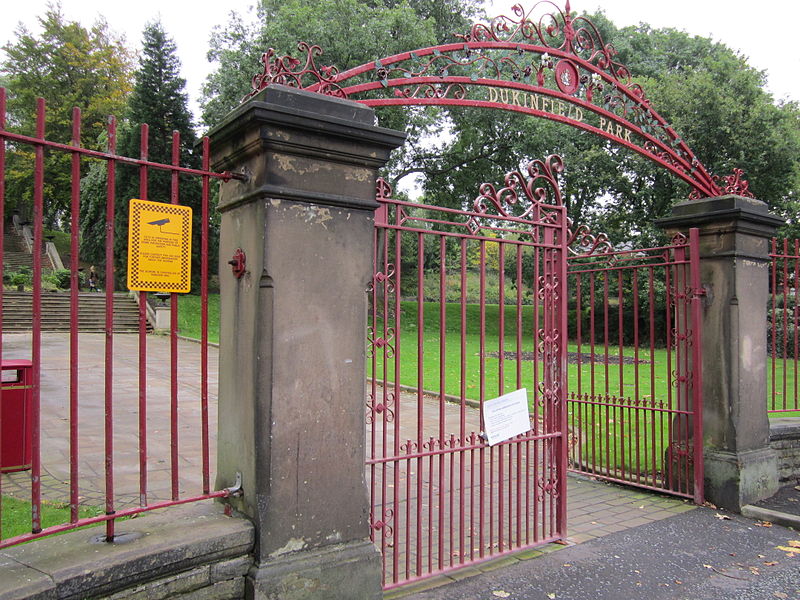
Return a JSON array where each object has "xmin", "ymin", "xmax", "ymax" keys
[{"xmin": 228, "ymin": 249, "xmax": 246, "ymax": 279}]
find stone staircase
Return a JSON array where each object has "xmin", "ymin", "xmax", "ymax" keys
[
  {"xmin": 3, "ymin": 228, "xmax": 51, "ymax": 272},
  {"xmin": 2, "ymin": 291, "xmax": 146, "ymax": 333}
]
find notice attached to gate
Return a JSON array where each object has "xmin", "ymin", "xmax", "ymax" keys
[
  {"xmin": 127, "ymin": 199, "xmax": 192, "ymax": 293},
  {"xmin": 482, "ymin": 388, "xmax": 531, "ymax": 446}
]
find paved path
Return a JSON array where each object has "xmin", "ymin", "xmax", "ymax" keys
[
  {"xmin": 2, "ymin": 332, "xmax": 217, "ymax": 508},
  {"xmin": 2, "ymin": 333, "xmax": 696, "ymax": 578}
]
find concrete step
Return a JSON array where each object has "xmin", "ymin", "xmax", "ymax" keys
[{"xmin": 2, "ymin": 292, "xmax": 150, "ymax": 332}]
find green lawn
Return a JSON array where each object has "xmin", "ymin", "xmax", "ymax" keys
[
  {"xmin": 1, "ymin": 496, "xmax": 102, "ymax": 540},
  {"xmin": 176, "ymin": 294, "xmax": 220, "ymax": 344}
]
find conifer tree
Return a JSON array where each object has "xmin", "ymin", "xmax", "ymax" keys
[{"xmin": 82, "ymin": 21, "xmax": 211, "ymax": 289}]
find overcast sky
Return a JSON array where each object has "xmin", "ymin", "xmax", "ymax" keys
[{"xmin": 1, "ymin": 0, "xmax": 798, "ymax": 124}]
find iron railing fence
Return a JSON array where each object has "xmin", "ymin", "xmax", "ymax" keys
[
  {"xmin": 0, "ymin": 90, "xmax": 242, "ymax": 549},
  {"xmin": 565, "ymin": 230, "xmax": 704, "ymax": 503},
  {"xmin": 769, "ymin": 238, "xmax": 800, "ymax": 415}
]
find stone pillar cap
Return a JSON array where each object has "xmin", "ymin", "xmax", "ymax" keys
[{"xmin": 656, "ymin": 194, "xmax": 784, "ymax": 232}]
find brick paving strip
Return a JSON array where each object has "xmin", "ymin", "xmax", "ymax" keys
[{"xmin": 2, "ymin": 332, "xmax": 694, "ymax": 556}]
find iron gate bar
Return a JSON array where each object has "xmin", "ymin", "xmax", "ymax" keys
[
  {"xmin": 138, "ymin": 123, "xmax": 149, "ymax": 508},
  {"xmin": 32, "ymin": 98, "xmax": 44, "ymax": 533},
  {"xmin": 0, "ymin": 86, "xmax": 4, "ymax": 531},
  {"xmin": 104, "ymin": 113, "xmax": 116, "ymax": 540},
  {"xmin": 69, "ymin": 108, "xmax": 81, "ymax": 521}
]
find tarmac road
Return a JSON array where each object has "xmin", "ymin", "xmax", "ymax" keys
[{"xmin": 401, "ymin": 507, "xmax": 800, "ymax": 600}]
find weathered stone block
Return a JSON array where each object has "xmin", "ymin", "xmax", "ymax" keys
[
  {"xmin": 105, "ymin": 566, "xmax": 209, "ymax": 600},
  {"xmin": 210, "ymin": 555, "xmax": 252, "ymax": 582},
  {"xmin": 0, "ymin": 554, "xmax": 55, "ymax": 600},
  {"xmin": 0, "ymin": 503, "xmax": 253, "ymax": 600},
  {"xmin": 246, "ymin": 540, "xmax": 381, "ymax": 600},
  {"xmin": 208, "ymin": 83, "xmax": 403, "ymax": 599},
  {"xmin": 704, "ymin": 447, "xmax": 779, "ymax": 510},
  {"xmin": 173, "ymin": 579, "xmax": 245, "ymax": 600},
  {"xmin": 658, "ymin": 195, "xmax": 782, "ymax": 509}
]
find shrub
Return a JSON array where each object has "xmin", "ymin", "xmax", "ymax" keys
[
  {"xmin": 42, "ymin": 268, "xmax": 72, "ymax": 289},
  {"xmin": 9, "ymin": 270, "xmax": 32, "ymax": 288}
]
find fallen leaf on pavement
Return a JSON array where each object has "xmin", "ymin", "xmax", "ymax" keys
[
  {"xmin": 774, "ymin": 592, "xmax": 788, "ymax": 599},
  {"xmin": 547, "ymin": 594, "xmax": 556, "ymax": 599},
  {"xmin": 755, "ymin": 521, "xmax": 773, "ymax": 527},
  {"xmin": 788, "ymin": 541, "xmax": 800, "ymax": 548},
  {"xmin": 492, "ymin": 592, "xmax": 510, "ymax": 598},
  {"xmin": 777, "ymin": 546, "xmax": 800, "ymax": 555},
  {"xmin": 715, "ymin": 513, "xmax": 731, "ymax": 520},
  {"xmin": 764, "ymin": 561, "xmax": 778, "ymax": 566}
]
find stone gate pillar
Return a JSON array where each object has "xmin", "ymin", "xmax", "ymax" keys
[
  {"xmin": 658, "ymin": 195, "xmax": 783, "ymax": 510},
  {"xmin": 208, "ymin": 85, "xmax": 405, "ymax": 599}
]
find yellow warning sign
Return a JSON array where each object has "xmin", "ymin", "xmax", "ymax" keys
[{"xmin": 127, "ymin": 199, "xmax": 192, "ymax": 293}]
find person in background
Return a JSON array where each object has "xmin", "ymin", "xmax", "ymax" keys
[{"xmin": 88, "ymin": 266, "xmax": 98, "ymax": 292}]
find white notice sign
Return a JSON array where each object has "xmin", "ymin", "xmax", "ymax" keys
[{"xmin": 482, "ymin": 388, "xmax": 531, "ymax": 446}]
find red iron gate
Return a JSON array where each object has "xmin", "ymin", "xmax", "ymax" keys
[
  {"xmin": 367, "ymin": 157, "xmax": 569, "ymax": 589},
  {"xmin": 0, "ymin": 90, "xmax": 242, "ymax": 549},
  {"xmin": 769, "ymin": 238, "xmax": 800, "ymax": 414},
  {"xmin": 565, "ymin": 231, "xmax": 704, "ymax": 501}
]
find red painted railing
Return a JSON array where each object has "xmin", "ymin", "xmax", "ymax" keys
[
  {"xmin": 565, "ymin": 230, "xmax": 703, "ymax": 502},
  {"xmin": 0, "ymin": 90, "xmax": 241, "ymax": 548},
  {"xmin": 769, "ymin": 238, "xmax": 800, "ymax": 414}
]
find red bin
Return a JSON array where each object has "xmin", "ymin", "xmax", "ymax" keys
[{"xmin": 1, "ymin": 360, "xmax": 34, "ymax": 473}]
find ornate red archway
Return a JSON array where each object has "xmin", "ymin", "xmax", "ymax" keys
[{"xmin": 245, "ymin": 1, "xmax": 752, "ymax": 200}]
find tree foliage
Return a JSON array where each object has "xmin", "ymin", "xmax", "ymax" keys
[
  {"xmin": 1, "ymin": 5, "xmax": 133, "ymax": 224},
  {"xmin": 80, "ymin": 21, "xmax": 208, "ymax": 289},
  {"xmin": 201, "ymin": 0, "xmax": 480, "ymax": 128}
]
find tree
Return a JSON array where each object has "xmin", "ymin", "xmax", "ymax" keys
[
  {"xmin": 80, "ymin": 21, "xmax": 208, "ymax": 290},
  {"xmin": 1, "ymin": 4, "xmax": 134, "ymax": 224},
  {"xmin": 201, "ymin": 0, "xmax": 479, "ymax": 130}
]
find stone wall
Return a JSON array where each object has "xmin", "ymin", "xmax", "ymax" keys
[
  {"xmin": 770, "ymin": 418, "xmax": 800, "ymax": 484},
  {"xmin": 0, "ymin": 503, "xmax": 253, "ymax": 600}
]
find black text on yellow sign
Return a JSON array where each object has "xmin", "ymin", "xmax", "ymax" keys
[{"xmin": 127, "ymin": 199, "xmax": 192, "ymax": 294}]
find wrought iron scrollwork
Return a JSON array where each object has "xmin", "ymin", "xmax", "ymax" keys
[
  {"xmin": 365, "ymin": 391, "xmax": 396, "ymax": 425},
  {"xmin": 245, "ymin": 43, "xmax": 346, "ymax": 101},
  {"xmin": 566, "ymin": 219, "xmax": 613, "ymax": 256},
  {"xmin": 460, "ymin": 2, "xmax": 632, "ymax": 87},
  {"xmin": 471, "ymin": 154, "xmax": 564, "ymax": 227}
]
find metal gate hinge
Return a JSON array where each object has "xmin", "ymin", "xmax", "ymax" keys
[
  {"xmin": 694, "ymin": 284, "xmax": 712, "ymax": 306},
  {"xmin": 224, "ymin": 472, "xmax": 243, "ymax": 497}
]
